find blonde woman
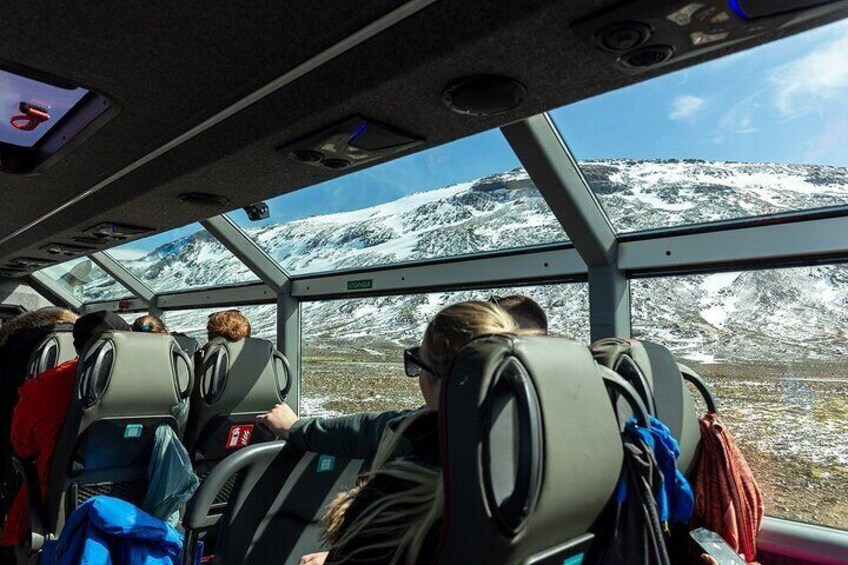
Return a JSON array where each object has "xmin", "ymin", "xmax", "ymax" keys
[{"xmin": 299, "ymin": 300, "xmax": 518, "ymax": 565}]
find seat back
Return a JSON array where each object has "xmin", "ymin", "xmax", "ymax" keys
[
  {"xmin": 45, "ymin": 331, "xmax": 193, "ymax": 535},
  {"xmin": 184, "ymin": 337, "xmax": 291, "ymax": 470},
  {"xmin": 26, "ymin": 329, "xmax": 75, "ymax": 379},
  {"xmin": 173, "ymin": 333, "xmax": 201, "ymax": 357},
  {"xmin": 591, "ymin": 338, "xmax": 702, "ymax": 477},
  {"xmin": 182, "ymin": 442, "xmax": 364, "ymax": 565},
  {"xmin": 439, "ymin": 335, "xmax": 624, "ymax": 564}
]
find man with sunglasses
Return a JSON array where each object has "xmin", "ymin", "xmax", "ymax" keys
[{"xmin": 256, "ymin": 295, "xmax": 548, "ymax": 464}]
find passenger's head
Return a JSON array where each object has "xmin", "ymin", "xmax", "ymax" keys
[
  {"xmin": 207, "ymin": 310, "xmax": 251, "ymax": 342},
  {"xmin": 490, "ymin": 294, "xmax": 548, "ymax": 335},
  {"xmin": 72, "ymin": 311, "xmax": 131, "ymax": 355},
  {"xmin": 409, "ymin": 300, "xmax": 518, "ymax": 410},
  {"xmin": 131, "ymin": 315, "xmax": 168, "ymax": 334},
  {"xmin": 0, "ymin": 307, "xmax": 78, "ymax": 348}
]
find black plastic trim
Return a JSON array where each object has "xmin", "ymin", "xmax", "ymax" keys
[
  {"xmin": 272, "ymin": 350, "xmax": 293, "ymax": 400},
  {"xmin": 680, "ymin": 367, "xmax": 718, "ymax": 414},
  {"xmin": 482, "ymin": 356, "xmax": 543, "ymax": 537},
  {"xmin": 600, "ymin": 369, "xmax": 651, "ymax": 428},
  {"xmin": 79, "ymin": 340, "xmax": 115, "ymax": 408}
]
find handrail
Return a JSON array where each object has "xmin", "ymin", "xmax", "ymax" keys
[
  {"xmin": 597, "ymin": 365, "xmax": 651, "ymax": 429},
  {"xmin": 677, "ymin": 363, "xmax": 718, "ymax": 414}
]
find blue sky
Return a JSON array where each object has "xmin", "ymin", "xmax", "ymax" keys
[{"xmin": 111, "ymin": 18, "xmax": 848, "ymax": 260}]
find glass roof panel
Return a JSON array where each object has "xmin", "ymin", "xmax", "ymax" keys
[
  {"xmin": 40, "ymin": 257, "xmax": 132, "ymax": 302},
  {"xmin": 106, "ymin": 223, "xmax": 259, "ymax": 292},
  {"xmin": 228, "ymin": 128, "xmax": 568, "ymax": 275},
  {"xmin": 0, "ymin": 69, "xmax": 89, "ymax": 148},
  {"xmin": 550, "ymin": 19, "xmax": 848, "ymax": 234}
]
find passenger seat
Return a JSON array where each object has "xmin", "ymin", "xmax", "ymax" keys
[
  {"xmin": 183, "ymin": 337, "xmax": 291, "ymax": 474},
  {"xmin": 591, "ymin": 338, "xmax": 710, "ymax": 478},
  {"xmin": 26, "ymin": 328, "xmax": 75, "ymax": 379},
  {"xmin": 19, "ymin": 331, "xmax": 193, "ymax": 551},
  {"xmin": 439, "ymin": 334, "xmax": 626, "ymax": 563},
  {"xmin": 182, "ymin": 443, "xmax": 364, "ymax": 565}
]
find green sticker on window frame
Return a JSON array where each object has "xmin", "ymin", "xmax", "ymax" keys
[{"xmin": 347, "ymin": 279, "xmax": 373, "ymax": 291}]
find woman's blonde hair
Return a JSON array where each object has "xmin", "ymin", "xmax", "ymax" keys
[
  {"xmin": 421, "ymin": 300, "xmax": 518, "ymax": 378},
  {"xmin": 323, "ymin": 300, "xmax": 517, "ymax": 564},
  {"xmin": 131, "ymin": 315, "xmax": 168, "ymax": 334},
  {"xmin": 207, "ymin": 310, "xmax": 251, "ymax": 342},
  {"xmin": 324, "ymin": 412, "xmax": 442, "ymax": 565}
]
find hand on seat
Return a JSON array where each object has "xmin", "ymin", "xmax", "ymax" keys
[
  {"xmin": 298, "ymin": 551, "xmax": 328, "ymax": 565},
  {"xmin": 256, "ymin": 403, "xmax": 299, "ymax": 440}
]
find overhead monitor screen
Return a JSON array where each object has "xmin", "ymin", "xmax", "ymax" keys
[{"xmin": 0, "ymin": 68, "xmax": 89, "ymax": 148}]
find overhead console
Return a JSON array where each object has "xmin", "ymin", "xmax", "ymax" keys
[
  {"xmin": 0, "ymin": 65, "xmax": 114, "ymax": 174},
  {"xmin": 0, "ymin": 222, "xmax": 153, "ymax": 278},
  {"xmin": 281, "ymin": 115, "xmax": 424, "ymax": 171},
  {"xmin": 575, "ymin": 0, "xmax": 846, "ymax": 72}
]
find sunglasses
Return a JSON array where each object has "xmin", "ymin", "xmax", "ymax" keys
[{"xmin": 404, "ymin": 346, "xmax": 439, "ymax": 379}]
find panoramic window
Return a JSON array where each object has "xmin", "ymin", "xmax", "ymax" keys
[
  {"xmin": 632, "ymin": 266, "xmax": 848, "ymax": 529},
  {"xmin": 301, "ymin": 283, "xmax": 589, "ymax": 417},
  {"xmin": 229, "ymin": 128, "xmax": 568, "ymax": 275},
  {"xmin": 39, "ymin": 257, "xmax": 132, "ymax": 302},
  {"xmin": 552, "ymin": 19, "xmax": 848, "ymax": 234},
  {"xmin": 165, "ymin": 304, "xmax": 276, "ymax": 345},
  {"xmin": 105, "ymin": 223, "xmax": 258, "ymax": 292}
]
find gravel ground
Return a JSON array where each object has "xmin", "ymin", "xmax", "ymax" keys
[{"xmin": 302, "ymin": 345, "xmax": 848, "ymax": 531}]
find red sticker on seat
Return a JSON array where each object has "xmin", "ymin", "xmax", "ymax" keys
[{"xmin": 226, "ymin": 424, "xmax": 254, "ymax": 450}]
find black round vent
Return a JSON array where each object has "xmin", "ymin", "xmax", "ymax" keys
[
  {"xmin": 619, "ymin": 45, "xmax": 674, "ymax": 68},
  {"xmin": 322, "ymin": 158, "xmax": 351, "ymax": 170},
  {"xmin": 442, "ymin": 76, "xmax": 526, "ymax": 117},
  {"xmin": 597, "ymin": 22, "xmax": 651, "ymax": 52},
  {"xmin": 292, "ymin": 149, "xmax": 323, "ymax": 163}
]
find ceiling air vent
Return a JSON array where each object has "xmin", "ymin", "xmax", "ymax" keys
[
  {"xmin": 0, "ymin": 66, "xmax": 113, "ymax": 174},
  {"xmin": 85, "ymin": 222, "xmax": 153, "ymax": 243},
  {"xmin": 179, "ymin": 193, "xmax": 231, "ymax": 207},
  {"xmin": 9, "ymin": 257, "xmax": 54, "ymax": 269},
  {"xmin": 575, "ymin": 0, "xmax": 847, "ymax": 74},
  {"xmin": 442, "ymin": 76, "xmax": 526, "ymax": 117},
  {"xmin": 620, "ymin": 45, "xmax": 674, "ymax": 68},
  {"xmin": 281, "ymin": 115, "xmax": 424, "ymax": 171},
  {"xmin": 41, "ymin": 243, "xmax": 94, "ymax": 257}
]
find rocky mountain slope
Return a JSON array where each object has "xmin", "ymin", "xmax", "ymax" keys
[{"xmin": 72, "ymin": 159, "xmax": 848, "ymax": 362}]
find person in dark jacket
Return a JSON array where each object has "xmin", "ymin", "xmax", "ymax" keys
[
  {"xmin": 297, "ymin": 300, "xmax": 519, "ymax": 565},
  {"xmin": 0, "ymin": 307, "xmax": 77, "ymax": 521},
  {"xmin": 257, "ymin": 295, "xmax": 548, "ymax": 465},
  {"xmin": 0, "ymin": 311, "xmax": 130, "ymax": 548}
]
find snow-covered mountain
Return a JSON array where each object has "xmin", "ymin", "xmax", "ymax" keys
[{"xmin": 72, "ymin": 159, "xmax": 848, "ymax": 362}]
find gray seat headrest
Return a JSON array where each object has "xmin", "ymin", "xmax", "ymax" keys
[
  {"xmin": 591, "ymin": 338, "xmax": 701, "ymax": 478},
  {"xmin": 440, "ymin": 334, "xmax": 623, "ymax": 564},
  {"xmin": 77, "ymin": 331, "xmax": 191, "ymax": 418},
  {"xmin": 27, "ymin": 330, "xmax": 75, "ymax": 379}
]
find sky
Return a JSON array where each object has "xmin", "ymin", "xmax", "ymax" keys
[{"xmin": 108, "ymin": 17, "xmax": 848, "ymax": 262}]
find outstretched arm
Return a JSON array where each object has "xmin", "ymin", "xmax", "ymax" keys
[{"xmin": 257, "ymin": 403, "xmax": 410, "ymax": 461}]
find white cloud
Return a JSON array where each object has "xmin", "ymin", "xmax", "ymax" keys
[
  {"xmin": 668, "ymin": 95, "xmax": 705, "ymax": 121},
  {"xmin": 771, "ymin": 29, "xmax": 848, "ymax": 117}
]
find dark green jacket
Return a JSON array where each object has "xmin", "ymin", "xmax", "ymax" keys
[{"xmin": 286, "ymin": 409, "xmax": 415, "ymax": 464}]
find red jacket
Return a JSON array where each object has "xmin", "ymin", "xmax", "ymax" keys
[{"xmin": 0, "ymin": 359, "xmax": 77, "ymax": 546}]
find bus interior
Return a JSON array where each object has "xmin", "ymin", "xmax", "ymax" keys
[{"xmin": 1, "ymin": 1, "xmax": 848, "ymax": 563}]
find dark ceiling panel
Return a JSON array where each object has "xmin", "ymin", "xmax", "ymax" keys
[
  {"xmin": 0, "ymin": 0, "xmax": 407, "ymax": 239},
  {"xmin": 1, "ymin": 0, "xmax": 846, "ymax": 264}
]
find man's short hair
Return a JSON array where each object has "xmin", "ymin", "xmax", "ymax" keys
[{"xmin": 492, "ymin": 295, "xmax": 548, "ymax": 334}]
